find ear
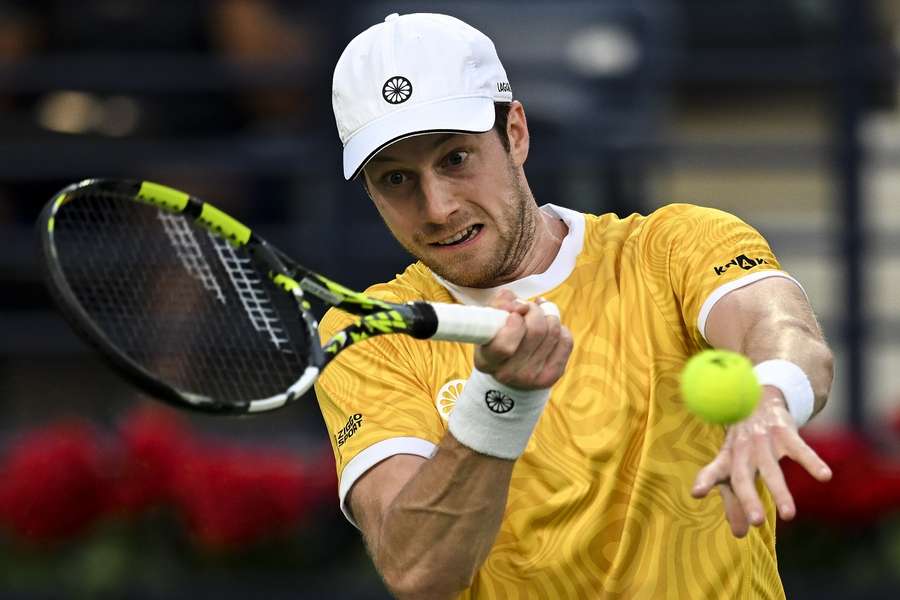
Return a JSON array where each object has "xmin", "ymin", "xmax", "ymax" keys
[{"xmin": 506, "ymin": 100, "xmax": 530, "ymax": 168}]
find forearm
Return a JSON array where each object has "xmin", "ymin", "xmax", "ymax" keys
[
  {"xmin": 698, "ymin": 277, "xmax": 836, "ymax": 535},
  {"xmin": 355, "ymin": 296, "xmax": 571, "ymax": 598},
  {"xmin": 735, "ymin": 314, "xmax": 834, "ymax": 416},
  {"xmin": 373, "ymin": 434, "xmax": 514, "ymax": 599}
]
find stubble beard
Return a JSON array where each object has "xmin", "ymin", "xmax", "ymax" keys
[{"xmin": 415, "ymin": 171, "xmax": 537, "ymax": 288}]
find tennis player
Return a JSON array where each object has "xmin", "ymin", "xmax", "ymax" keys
[{"xmin": 315, "ymin": 13, "xmax": 834, "ymax": 599}]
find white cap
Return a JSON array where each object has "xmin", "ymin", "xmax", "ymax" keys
[{"xmin": 332, "ymin": 13, "xmax": 513, "ymax": 180}]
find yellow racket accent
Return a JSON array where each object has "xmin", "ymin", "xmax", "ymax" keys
[
  {"xmin": 318, "ymin": 276, "xmax": 393, "ymax": 311},
  {"xmin": 273, "ymin": 274, "xmax": 300, "ymax": 292},
  {"xmin": 272, "ymin": 275, "xmax": 310, "ymax": 309},
  {"xmin": 137, "ymin": 181, "xmax": 190, "ymax": 213},
  {"xmin": 361, "ymin": 310, "xmax": 408, "ymax": 333},
  {"xmin": 47, "ymin": 194, "xmax": 70, "ymax": 232},
  {"xmin": 324, "ymin": 331, "xmax": 348, "ymax": 355},
  {"xmin": 197, "ymin": 203, "xmax": 251, "ymax": 246},
  {"xmin": 349, "ymin": 331, "xmax": 370, "ymax": 343}
]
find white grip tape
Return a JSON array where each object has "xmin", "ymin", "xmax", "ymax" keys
[
  {"xmin": 753, "ymin": 359, "xmax": 815, "ymax": 427},
  {"xmin": 430, "ymin": 301, "xmax": 561, "ymax": 345},
  {"xmin": 430, "ymin": 303, "xmax": 510, "ymax": 344},
  {"xmin": 447, "ymin": 368, "xmax": 550, "ymax": 460}
]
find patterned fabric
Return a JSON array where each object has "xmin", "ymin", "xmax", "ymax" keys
[{"xmin": 315, "ymin": 203, "xmax": 789, "ymax": 599}]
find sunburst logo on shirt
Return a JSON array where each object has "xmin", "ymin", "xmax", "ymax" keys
[{"xmin": 435, "ymin": 379, "xmax": 466, "ymax": 420}]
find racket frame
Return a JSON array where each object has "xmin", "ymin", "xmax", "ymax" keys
[{"xmin": 39, "ymin": 179, "xmax": 507, "ymax": 414}]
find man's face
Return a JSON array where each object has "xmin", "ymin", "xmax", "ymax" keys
[{"xmin": 362, "ymin": 127, "xmax": 533, "ymax": 288}]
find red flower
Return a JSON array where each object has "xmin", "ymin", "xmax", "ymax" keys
[
  {"xmin": 0, "ymin": 405, "xmax": 340, "ymax": 551},
  {"xmin": 171, "ymin": 444, "xmax": 317, "ymax": 549},
  {"xmin": 784, "ymin": 429, "xmax": 900, "ymax": 526},
  {"xmin": 112, "ymin": 405, "xmax": 337, "ymax": 549},
  {"xmin": 111, "ymin": 405, "xmax": 195, "ymax": 514},
  {"xmin": 0, "ymin": 421, "xmax": 111, "ymax": 544}
]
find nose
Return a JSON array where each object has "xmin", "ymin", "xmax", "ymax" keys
[{"xmin": 418, "ymin": 172, "xmax": 460, "ymax": 225}]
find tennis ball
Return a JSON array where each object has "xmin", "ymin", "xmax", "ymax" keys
[{"xmin": 680, "ymin": 350, "xmax": 760, "ymax": 424}]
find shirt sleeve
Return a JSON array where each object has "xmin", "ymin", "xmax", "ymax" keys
[
  {"xmin": 313, "ymin": 300, "xmax": 447, "ymax": 525},
  {"xmin": 639, "ymin": 204, "xmax": 798, "ymax": 349}
]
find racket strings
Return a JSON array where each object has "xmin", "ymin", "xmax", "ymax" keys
[
  {"xmin": 157, "ymin": 211, "xmax": 227, "ymax": 304},
  {"xmin": 51, "ymin": 192, "xmax": 312, "ymax": 403},
  {"xmin": 210, "ymin": 236, "xmax": 292, "ymax": 351}
]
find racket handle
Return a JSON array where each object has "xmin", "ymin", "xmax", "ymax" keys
[
  {"xmin": 428, "ymin": 301, "xmax": 560, "ymax": 345},
  {"xmin": 429, "ymin": 303, "xmax": 508, "ymax": 343}
]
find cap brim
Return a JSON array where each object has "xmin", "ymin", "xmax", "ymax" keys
[{"xmin": 342, "ymin": 96, "xmax": 496, "ymax": 180}]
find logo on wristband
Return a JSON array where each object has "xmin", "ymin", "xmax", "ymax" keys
[{"xmin": 485, "ymin": 390, "xmax": 515, "ymax": 414}]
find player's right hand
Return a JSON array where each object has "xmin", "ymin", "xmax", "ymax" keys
[{"xmin": 474, "ymin": 289, "xmax": 573, "ymax": 390}]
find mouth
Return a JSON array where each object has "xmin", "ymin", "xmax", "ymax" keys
[{"xmin": 431, "ymin": 224, "xmax": 483, "ymax": 248}]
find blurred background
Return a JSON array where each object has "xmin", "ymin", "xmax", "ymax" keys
[{"xmin": 1, "ymin": 0, "xmax": 899, "ymax": 598}]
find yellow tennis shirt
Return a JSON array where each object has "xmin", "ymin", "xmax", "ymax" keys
[{"xmin": 315, "ymin": 203, "xmax": 795, "ymax": 599}]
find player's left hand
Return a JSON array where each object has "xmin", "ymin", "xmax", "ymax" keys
[{"xmin": 690, "ymin": 387, "xmax": 833, "ymax": 537}]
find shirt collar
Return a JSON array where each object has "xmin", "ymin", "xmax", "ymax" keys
[{"xmin": 432, "ymin": 204, "xmax": 585, "ymax": 305}]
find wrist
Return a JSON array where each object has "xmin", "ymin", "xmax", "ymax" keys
[
  {"xmin": 753, "ymin": 359, "xmax": 815, "ymax": 427},
  {"xmin": 447, "ymin": 368, "xmax": 550, "ymax": 460}
]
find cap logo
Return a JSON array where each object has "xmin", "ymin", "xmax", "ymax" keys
[{"xmin": 382, "ymin": 76, "xmax": 412, "ymax": 104}]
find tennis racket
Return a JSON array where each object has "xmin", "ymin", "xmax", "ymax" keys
[{"xmin": 38, "ymin": 179, "xmax": 514, "ymax": 415}]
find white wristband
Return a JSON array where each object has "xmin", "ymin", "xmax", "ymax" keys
[
  {"xmin": 753, "ymin": 359, "xmax": 815, "ymax": 427},
  {"xmin": 447, "ymin": 368, "xmax": 550, "ymax": 460}
]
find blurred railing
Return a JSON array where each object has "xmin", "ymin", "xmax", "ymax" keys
[{"xmin": 0, "ymin": 0, "xmax": 895, "ymax": 424}]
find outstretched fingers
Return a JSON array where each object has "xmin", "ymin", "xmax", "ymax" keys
[
  {"xmin": 755, "ymin": 435, "xmax": 795, "ymax": 520},
  {"xmin": 718, "ymin": 483, "xmax": 750, "ymax": 538},
  {"xmin": 692, "ymin": 449, "xmax": 732, "ymax": 498},
  {"xmin": 779, "ymin": 430, "xmax": 833, "ymax": 483}
]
